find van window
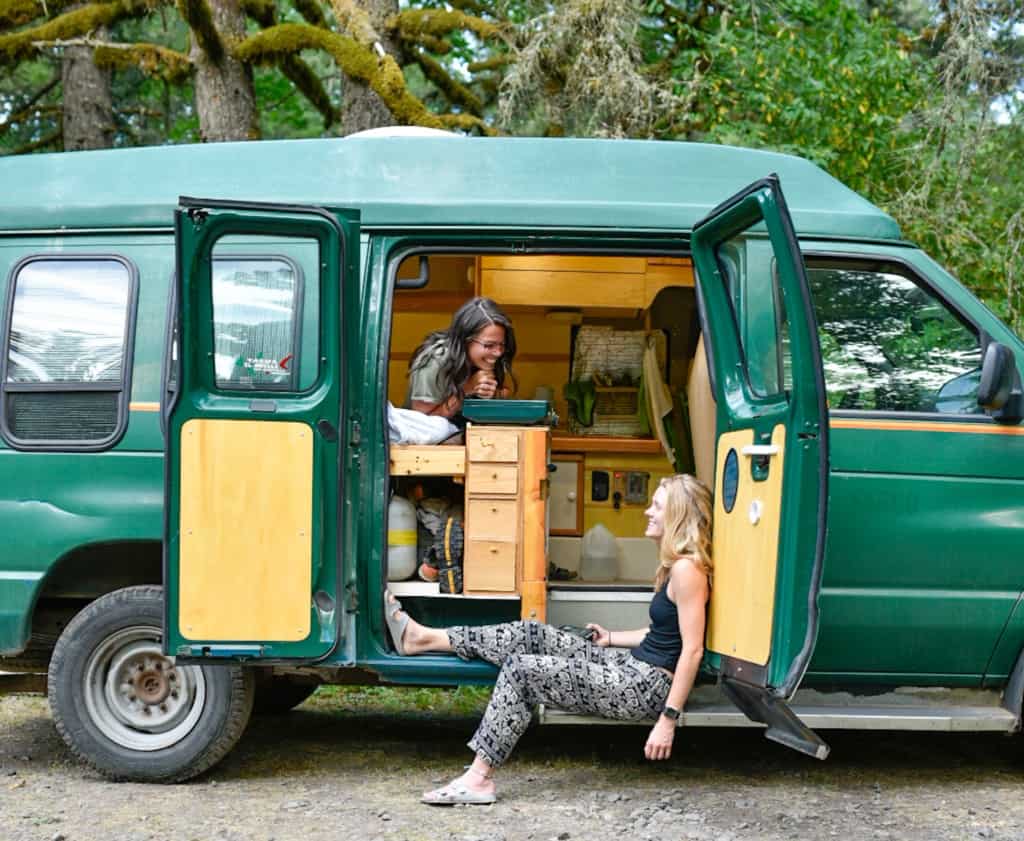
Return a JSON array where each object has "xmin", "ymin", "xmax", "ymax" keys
[
  {"xmin": 806, "ymin": 262, "xmax": 983, "ymax": 414},
  {"xmin": 2, "ymin": 257, "xmax": 135, "ymax": 446},
  {"xmin": 209, "ymin": 254, "xmax": 304, "ymax": 391}
]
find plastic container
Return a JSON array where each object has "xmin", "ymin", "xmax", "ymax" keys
[
  {"xmin": 461, "ymin": 398, "xmax": 556, "ymax": 426},
  {"xmin": 387, "ymin": 496, "xmax": 418, "ymax": 581},
  {"xmin": 580, "ymin": 524, "xmax": 619, "ymax": 582}
]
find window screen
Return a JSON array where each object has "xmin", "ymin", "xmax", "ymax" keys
[{"xmin": 2, "ymin": 257, "xmax": 134, "ymax": 446}]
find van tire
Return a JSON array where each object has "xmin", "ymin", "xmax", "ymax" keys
[{"xmin": 47, "ymin": 585, "xmax": 255, "ymax": 783}]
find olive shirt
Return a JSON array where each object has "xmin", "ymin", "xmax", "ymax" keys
[{"xmin": 404, "ymin": 345, "xmax": 450, "ymax": 408}]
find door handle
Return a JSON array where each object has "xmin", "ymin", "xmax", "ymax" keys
[{"xmin": 741, "ymin": 444, "xmax": 779, "ymax": 457}]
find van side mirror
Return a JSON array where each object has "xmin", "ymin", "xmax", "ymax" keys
[{"xmin": 978, "ymin": 341, "xmax": 1023, "ymax": 421}]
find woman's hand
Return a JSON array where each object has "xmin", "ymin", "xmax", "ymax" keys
[
  {"xmin": 644, "ymin": 716, "xmax": 675, "ymax": 761},
  {"xmin": 465, "ymin": 370, "xmax": 498, "ymax": 399},
  {"xmin": 585, "ymin": 623, "xmax": 611, "ymax": 647}
]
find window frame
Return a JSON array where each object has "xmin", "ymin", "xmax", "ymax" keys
[
  {"xmin": 0, "ymin": 253, "xmax": 139, "ymax": 452},
  {"xmin": 802, "ymin": 250, "xmax": 990, "ymax": 422}
]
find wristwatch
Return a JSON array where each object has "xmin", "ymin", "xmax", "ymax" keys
[{"xmin": 661, "ymin": 704, "xmax": 681, "ymax": 721}]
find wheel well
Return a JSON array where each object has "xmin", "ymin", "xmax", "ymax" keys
[{"xmin": 16, "ymin": 541, "xmax": 162, "ymax": 661}]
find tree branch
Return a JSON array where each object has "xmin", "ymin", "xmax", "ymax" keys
[
  {"xmin": 0, "ymin": 0, "xmax": 44, "ymax": 30},
  {"xmin": 235, "ymin": 22, "xmax": 444, "ymax": 129},
  {"xmin": 176, "ymin": 0, "xmax": 223, "ymax": 63},
  {"xmin": 9, "ymin": 125, "xmax": 62, "ymax": 154},
  {"xmin": 0, "ymin": 74, "xmax": 58, "ymax": 137},
  {"xmin": 437, "ymin": 112, "xmax": 495, "ymax": 136},
  {"xmin": 290, "ymin": 0, "xmax": 325, "ymax": 29},
  {"xmin": 411, "ymin": 47, "xmax": 482, "ymax": 116},
  {"xmin": 280, "ymin": 54, "xmax": 338, "ymax": 127},
  {"xmin": 391, "ymin": 8, "xmax": 502, "ymax": 44},
  {"xmin": 0, "ymin": 0, "xmax": 150, "ymax": 64},
  {"xmin": 239, "ymin": 0, "xmax": 273, "ymax": 28},
  {"xmin": 93, "ymin": 39, "xmax": 192, "ymax": 82}
]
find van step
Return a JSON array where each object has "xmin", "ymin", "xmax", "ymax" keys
[
  {"xmin": 0, "ymin": 672, "xmax": 47, "ymax": 695},
  {"xmin": 538, "ymin": 686, "xmax": 1020, "ymax": 733}
]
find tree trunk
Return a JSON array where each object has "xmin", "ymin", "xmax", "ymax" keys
[
  {"xmin": 191, "ymin": 0, "xmax": 259, "ymax": 142},
  {"xmin": 61, "ymin": 29, "xmax": 114, "ymax": 151},
  {"xmin": 341, "ymin": 0, "xmax": 401, "ymax": 135}
]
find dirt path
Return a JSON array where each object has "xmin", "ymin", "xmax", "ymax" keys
[{"xmin": 2, "ymin": 691, "xmax": 1023, "ymax": 841}]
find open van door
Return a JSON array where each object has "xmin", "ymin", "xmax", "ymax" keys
[
  {"xmin": 164, "ymin": 198, "xmax": 358, "ymax": 664},
  {"xmin": 691, "ymin": 176, "xmax": 829, "ymax": 758}
]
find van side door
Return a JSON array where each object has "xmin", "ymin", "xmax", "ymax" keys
[
  {"xmin": 165, "ymin": 198, "xmax": 358, "ymax": 663},
  {"xmin": 691, "ymin": 175, "xmax": 829, "ymax": 757}
]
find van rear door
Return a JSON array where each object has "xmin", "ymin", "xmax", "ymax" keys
[
  {"xmin": 691, "ymin": 175, "xmax": 829, "ymax": 757},
  {"xmin": 164, "ymin": 198, "xmax": 358, "ymax": 663}
]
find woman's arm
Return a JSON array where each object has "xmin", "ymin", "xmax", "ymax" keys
[
  {"xmin": 585, "ymin": 624, "xmax": 650, "ymax": 649},
  {"xmin": 644, "ymin": 560, "xmax": 707, "ymax": 761}
]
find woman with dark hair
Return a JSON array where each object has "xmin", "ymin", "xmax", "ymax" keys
[
  {"xmin": 406, "ymin": 297, "xmax": 517, "ymax": 418},
  {"xmin": 384, "ymin": 474, "xmax": 713, "ymax": 805}
]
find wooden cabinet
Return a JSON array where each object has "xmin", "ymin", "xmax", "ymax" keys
[{"xmin": 478, "ymin": 255, "xmax": 693, "ymax": 311}]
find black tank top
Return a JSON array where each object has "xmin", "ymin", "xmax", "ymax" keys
[{"xmin": 630, "ymin": 585, "xmax": 681, "ymax": 672}]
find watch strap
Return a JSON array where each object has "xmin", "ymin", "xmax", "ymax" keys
[{"xmin": 661, "ymin": 704, "xmax": 681, "ymax": 721}]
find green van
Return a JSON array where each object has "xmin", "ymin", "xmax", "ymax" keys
[{"xmin": 0, "ymin": 134, "xmax": 1022, "ymax": 782}]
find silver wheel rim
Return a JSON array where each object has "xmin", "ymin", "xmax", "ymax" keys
[{"xmin": 83, "ymin": 625, "xmax": 206, "ymax": 752}]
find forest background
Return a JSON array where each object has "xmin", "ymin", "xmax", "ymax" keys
[{"xmin": 0, "ymin": 0, "xmax": 1022, "ymax": 333}]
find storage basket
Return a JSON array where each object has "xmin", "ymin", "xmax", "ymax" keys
[{"xmin": 594, "ymin": 386, "xmax": 639, "ymax": 419}]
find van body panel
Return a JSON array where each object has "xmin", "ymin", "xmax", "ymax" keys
[
  {"xmin": 795, "ymin": 242, "xmax": 1024, "ymax": 682},
  {"xmin": 0, "ymin": 139, "xmax": 900, "ymax": 240}
]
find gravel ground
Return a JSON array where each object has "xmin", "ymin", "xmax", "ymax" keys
[{"xmin": 2, "ymin": 690, "xmax": 1024, "ymax": 841}]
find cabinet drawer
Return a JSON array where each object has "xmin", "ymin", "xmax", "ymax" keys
[
  {"xmin": 465, "ymin": 540, "xmax": 517, "ymax": 592},
  {"xmin": 467, "ymin": 498, "xmax": 519, "ymax": 541},
  {"xmin": 468, "ymin": 463, "xmax": 519, "ymax": 495},
  {"xmin": 467, "ymin": 429, "xmax": 519, "ymax": 462}
]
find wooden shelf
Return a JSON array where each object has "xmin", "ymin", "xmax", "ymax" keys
[
  {"xmin": 389, "ymin": 581, "xmax": 519, "ymax": 600},
  {"xmin": 550, "ymin": 434, "xmax": 664, "ymax": 454},
  {"xmin": 389, "ymin": 444, "xmax": 466, "ymax": 476}
]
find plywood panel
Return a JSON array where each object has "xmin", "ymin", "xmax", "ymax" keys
[
  {"xmin": 464, "ymin": 540, "xmax": 517, "ymax": 592},
  {"xmin": 466, "ymin": 499, "xmax": 519, "ymax": 541},
  {"xmin": 389, "ymin": 445, "xmax": 466, "ymax": 476},
  {"xmin": 706, "ymin": 425, "xmax": 786, "ymax": 666},
  {"xmin": 467, "ymin": 463, "xmax": 519, "ymax": 495},
  {"xmin": 520, "ymin": 427, "xmax": 549, "ymax": 621},
  {"xmin": 482, "ymin": 270, "xmax": 644, "ymax": 309},
  {"xmin": 467, "ymin": 428, "xmax": 519, "ymax": 462},
  {"xmin": 481, "ymin": 255, "xmax": 646, "ymax": 274},
  {"xmin": 179, "ymin": 419, "xmax": 312, "ymax": 641}
]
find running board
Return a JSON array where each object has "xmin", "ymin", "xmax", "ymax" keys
[{"xmin": 538, "ymin": 685, "xmax": 1019, "ymax": 735}]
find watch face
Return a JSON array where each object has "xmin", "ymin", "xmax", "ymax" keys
[{"xmin": 663, "ymin": 705, "xmax": 680, "ymax": 720}]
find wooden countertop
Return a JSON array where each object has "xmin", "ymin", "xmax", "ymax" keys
[{"xmin": 550, "ymin": 434, "xmax": 664, "ymax": 454}]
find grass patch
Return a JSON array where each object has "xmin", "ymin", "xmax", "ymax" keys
[{"xmin": 308, "ymin": 684, "xmax": 492, "ymax": 716}]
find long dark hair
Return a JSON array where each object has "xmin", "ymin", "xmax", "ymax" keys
[{"xmin": 409, "ymin": 297, "xmax": 518, "ymax": 405}]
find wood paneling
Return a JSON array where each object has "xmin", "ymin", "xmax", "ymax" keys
[
  {"xmin": 520, "ymin": 428, "xmax": 549, "ymax": 621},
  {"xmin": 466, "ymin": 498, "xmax": 519, "ymax": 541},
  {"xmin": 706, "ymin": 424, "xmax": 786, "ymax": 667},
  {"xmin": 464, "ymin": 540, "xmax": 517, "ymax": 592},
  {"xmin": 179, "ymin": 419, "xmax": 312, "ymax": 642},
  {"xmin": 467, "ymin": 463, "xmax": 519, "ymax": 495},
  {"xmin": 389, "ymin": 445, "xmax": 466, "ymax": 476},
  {"xmin": 467, "ymin": 428, "xmax": 519, "ymax": 462}
]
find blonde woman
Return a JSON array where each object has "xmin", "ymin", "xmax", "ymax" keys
[{"xmin": 384, "ymin": 474, "xmax": 712, "ymax": 805}]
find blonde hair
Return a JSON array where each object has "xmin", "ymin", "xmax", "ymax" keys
[{"xmin": 653, "ymin": 474, "xmax": 713, "ymax": 592}]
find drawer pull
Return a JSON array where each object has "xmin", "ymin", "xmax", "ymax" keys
[
  {"xmin": 491, "ymin": 472, "xmax": 499, "ymax": 479},
  {"xmin": 491, "ymin": 506, "xmax": 498, "ymax": 513},
  {"xmin": 489, "ymin": 546, "xmax": 499, "ymax": 554}
]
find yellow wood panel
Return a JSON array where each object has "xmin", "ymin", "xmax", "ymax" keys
[
  {"xmin": 482, "ymin": 270, "xmax": 645, "ymax": 309},
  {"xmin": 644, "ymin": 264, "xmax": 695, "ymax": 308},
  {"xmin": 706, "ymin": 425, "xmax": 786, "ymax": 666},
  {"xmin": 520, "ymin": 427, "xmax": 549, "ymax": 620},
  {"xmin": 467, "ymin": 463, "xmax": 519, "ymax": 495},
  {"xmin": 467, "ymin": 427, "xmax": 519, "ymax": 462},
  {"xmin": 481, "ymin": 255, "xmax": 646, "ymax": 274},
  {"xmin": 464, "ymin": 540, "xmax": 517, "ymax": 592},
  {"xmin": 179, "ymin": 419, "xmax": 312, "ymax": 641},
  {"xmin": 389, "ymin": 445, "xmax": 466, "ymax": 476},
  {"xmin": 466, "ymin": 498, "xmax": 519, "ymax": 541}
]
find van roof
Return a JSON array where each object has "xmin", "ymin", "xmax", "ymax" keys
[{"xmin": 0, "ymin": 136, "xmax": 901, "ymax": 240}]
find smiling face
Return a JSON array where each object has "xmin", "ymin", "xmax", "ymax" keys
[
  {"xmin": 644, "ymin": 485, "xmax": 668, "ymax": 542},
  {"xmin": 467, "ymin": 323, "xmax": 506, "ymax": 372}
]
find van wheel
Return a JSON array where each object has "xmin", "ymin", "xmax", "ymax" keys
[
  {"xmin": 253, "ymin": 675, "xmax": 320, "ymax": 715},
  {"xmin": 47, "ymin": 586, "xmax": 255, "ymax": 783}
]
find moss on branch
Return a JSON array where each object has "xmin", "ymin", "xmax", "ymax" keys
[
  {"xmin": 280, "ymin": 54, "xmax": 337, "ymax": 127},
  {"xmin": 392, "ymin": 9, "xmax": 501, "ymax": 44},
  {"xmin": 176, "ymin": 0, "xmax": 223, "ymax": 62},
  {"xmin": 412, "ymin": 48, "xmax": 482, "ymax": 116},
  {"xmin": 94, "ymin": 41, "xmax": 191, "ymax": 81},
  {"xmin": 0, "ymin": 0, "xmax": 43, "ymax": 30},
  {"xmin": 467, "ymin": 53, "xmax": 509, "ymax": 73},
  {"xmin": 0, "ymin": 0, "xmax": 148, "ymax": 64},
  {"xmin": 235, "ymin": 22, "xmax": 443, "ymax": 128},
  {"xmin": 327, "ymin": 0, "xmax": 376, "ymax": 44},
  {"xmin": 437, "ymin": 112, "xmax": 495, "ymax": 136}
]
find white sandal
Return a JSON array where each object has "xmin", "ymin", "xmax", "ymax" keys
[{"xmin": 421, "ymin": 781, "xmax": 496, "ymax": 805}]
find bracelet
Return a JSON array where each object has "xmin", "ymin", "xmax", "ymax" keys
[{"xmin": 608, "ymin": 632, "xmax": 614, "ymax": 647}]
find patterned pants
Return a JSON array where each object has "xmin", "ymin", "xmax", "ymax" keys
[{"xmin": 447, "ymin": 620, "xmax": 672, "ymax": 767}]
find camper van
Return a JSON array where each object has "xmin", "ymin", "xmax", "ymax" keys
[{"xmin": 0, "ymin": 135, "xmax": 1022, "ymax": 782}]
